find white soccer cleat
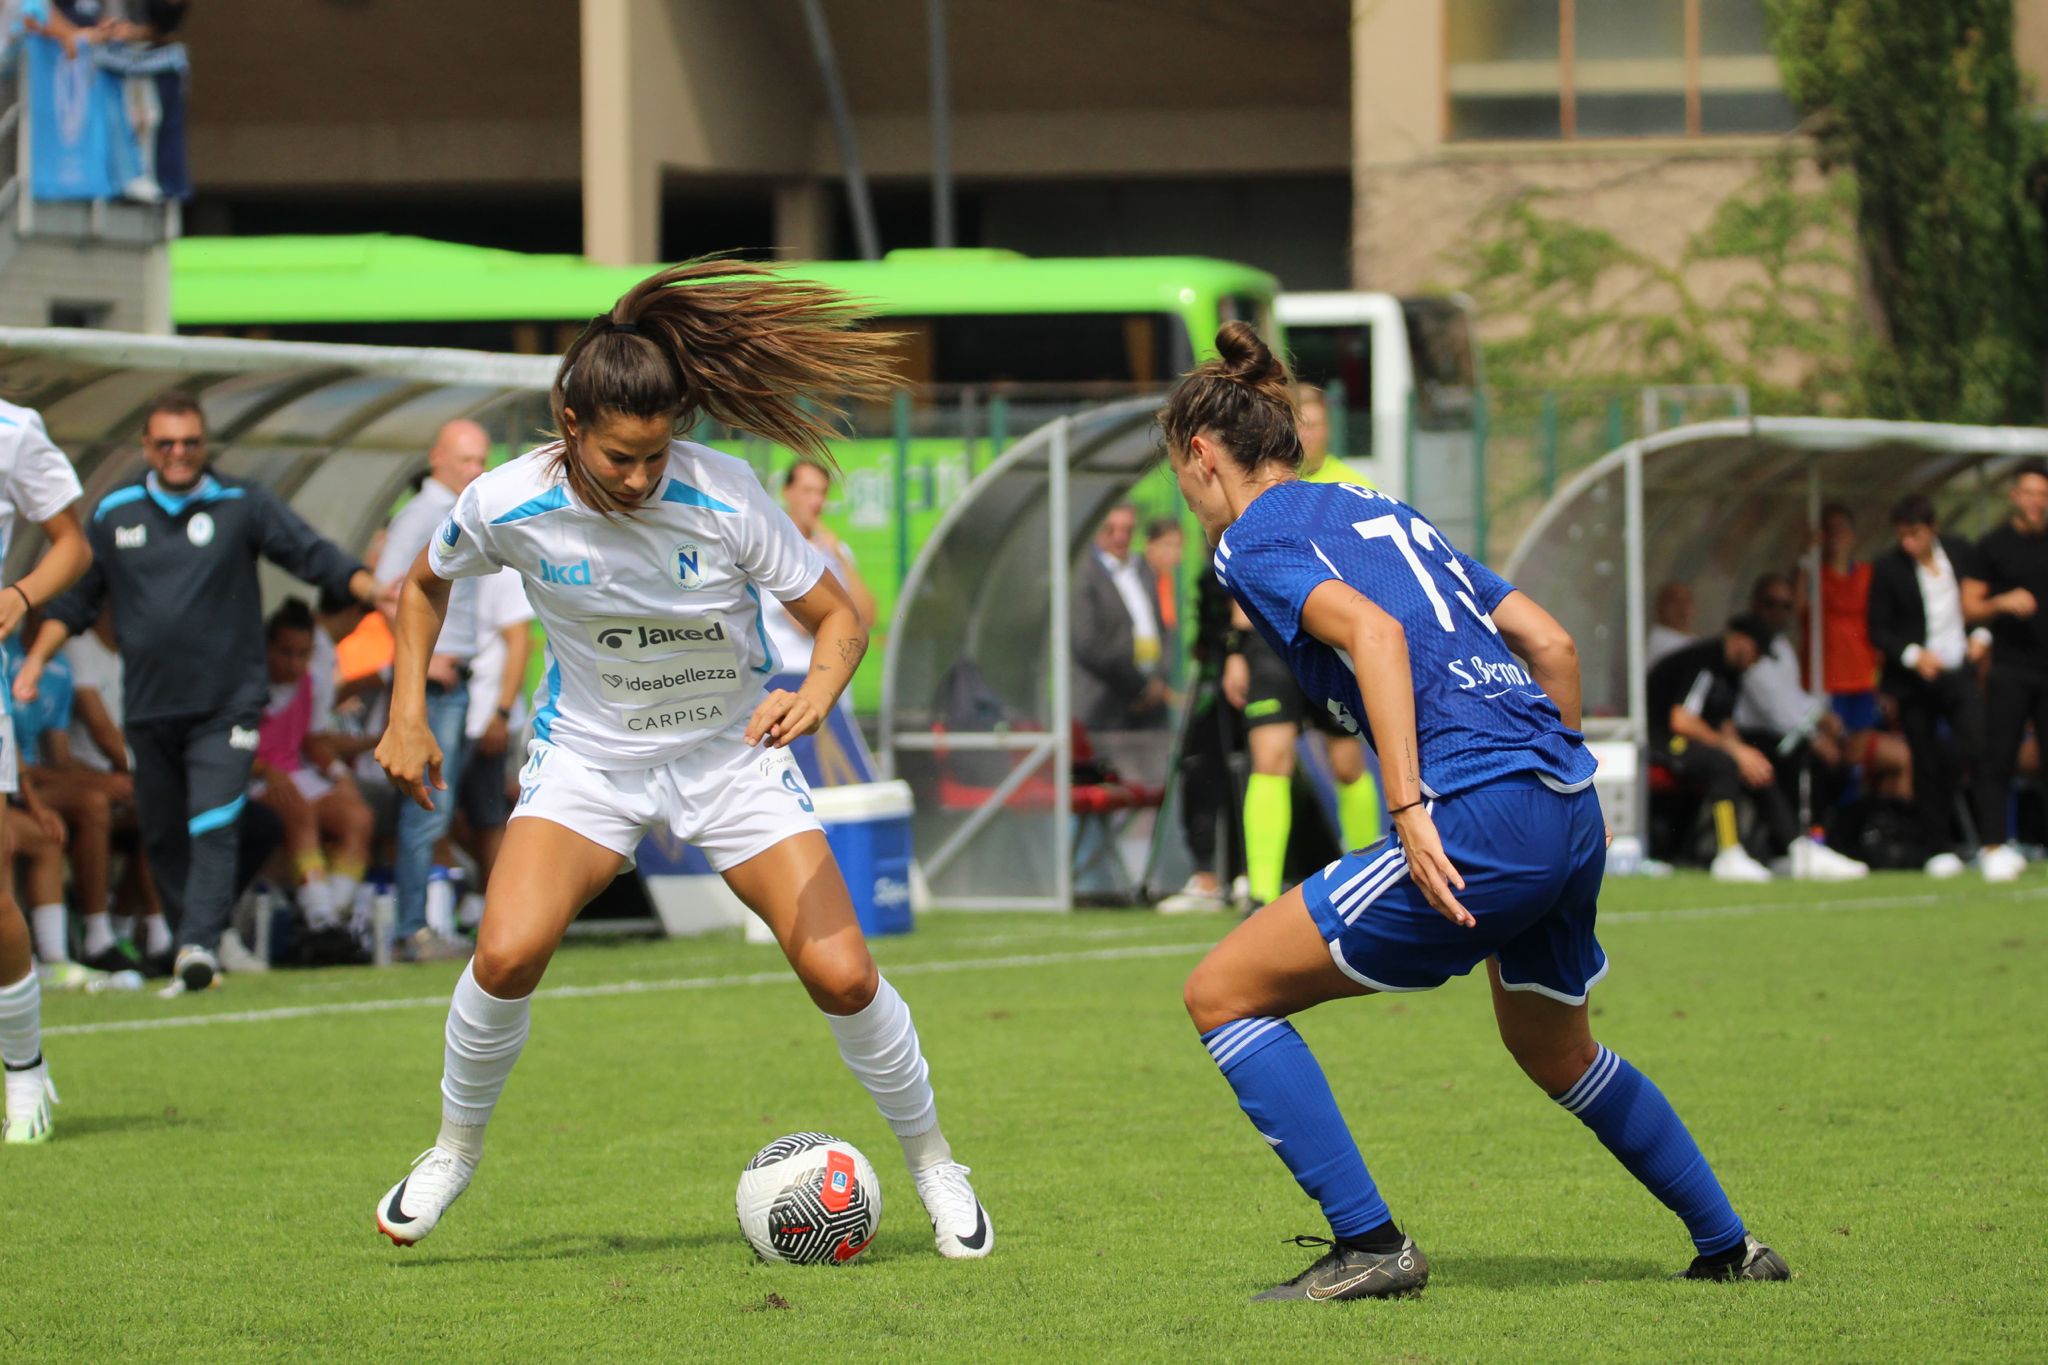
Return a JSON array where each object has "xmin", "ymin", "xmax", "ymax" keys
[
  {"xmin": 912, "ymin": 1161, "xmax": 992, "ymax": 1259},
  {"xmin": 1788, "ymin": 838, "xmax": 1869, "ymax": 882},
  {"xmin": 1157, "ymin": 875, "xmax": 1228, "ymax": 915},
  {"xmin": 1980, "ymin": 843, "xmax": 2026, "ymax": 884},
  {"xmin": 3, "ymin": 1060, "xmax": 57, "ymax": 1145},
  {"xmin": 1924, "ymin": 852, "xmax": 1966, "ymax": 880},
  {"xmin": 375, "ymin": 1146, "xmax": 476, "ymax": 1246},
  {"xmin": 1710, "ymin": 846, "xmax": 1772, "ymax": 883},
  {"xmin": 218, "ymin": 929, "xmax": 270, "ymax": 975}
]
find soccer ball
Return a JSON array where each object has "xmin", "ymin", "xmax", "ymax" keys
[{"xmin": 735, "ymin": 1132, "xmax": 882, "ymax": 1265}]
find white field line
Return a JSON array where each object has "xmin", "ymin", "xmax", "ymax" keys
[{"xmin": 43, "ymin": 882, "xmax": 2030, "ymax": 1039}]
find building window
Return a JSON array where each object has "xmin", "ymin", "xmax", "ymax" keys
[{"xmin": 1446, "ymin": 0, "xmax": 1797, "ymax": 141}]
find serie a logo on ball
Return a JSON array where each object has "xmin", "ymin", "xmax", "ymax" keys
[{"xmin": 735, "ymin": 1133, "xmax": 882, "ymax": 1266}]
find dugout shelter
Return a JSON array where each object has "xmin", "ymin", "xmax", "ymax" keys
[{"xmin": 1504, "ymin": 416, "xmax": 2048, "ymax": 838}]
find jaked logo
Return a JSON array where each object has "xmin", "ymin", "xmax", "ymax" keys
[
  {"xmin": 595, "ymin": 621, "xmax": 726, "ymax": 653},
  {"xmin": 672, "ymin": 543, "xmax": 705, "ymax": 590},
  {"xmin": 540, "ymin": 557, "xmax": 592, "ymax": 587}
]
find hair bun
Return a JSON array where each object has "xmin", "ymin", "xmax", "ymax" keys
[{"xmin": 1214, "ymin": 320, "xmax": 1286, "ymax": 387}]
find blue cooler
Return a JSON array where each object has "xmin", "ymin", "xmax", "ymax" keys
[{"xmin": 812, "ymin": 780, "xmax": 916, "ymax": 936}]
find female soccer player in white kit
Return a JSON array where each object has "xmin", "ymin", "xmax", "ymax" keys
[
  {"xmin": 372, "ymin": 262, "xmax": 992, "ymax": 1258},
  {"xmin": 0, "ymin": 399, "xmax": 93, "ymax": 1144}
]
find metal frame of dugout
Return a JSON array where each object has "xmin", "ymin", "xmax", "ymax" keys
[
  {"xmin": 1502, "ymin": 415, "xmax": 2048, "ymax": 842},
  {"xmin": 878, "ymin": 396, "xmax": 1172, "ymax": 913}
]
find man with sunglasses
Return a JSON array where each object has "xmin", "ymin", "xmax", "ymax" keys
[{"xmin": 18, "ymin": 393, "xmax": 377, "ymax": 993}]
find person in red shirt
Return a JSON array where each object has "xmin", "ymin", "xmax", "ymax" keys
[{"xmin": 1814, "ymin": 504, "xmax": 1909, "ymax": 800}]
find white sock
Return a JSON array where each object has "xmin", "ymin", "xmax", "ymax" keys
[
  {"xmin": 438, "ymin": 958, "xmax": 529, "ymax": 1163},
  {"xmin": 296, "ymin": 878, "xmax": 338, "ymax": 930},
  {"xmin": 824, "ymin": 975, "xmax": 947, "ymax": 1168},
  {"xmin": 457, "ymin": 891, "xmax": 486, "ymax": 931},
  {"xmin": 29, "ymin": 904, "xmax": 69, "ymax": 963},
  {"xmin": 144, "ymin": 914, "xmax": 172, "ymax": 956},
  {"xmin": 83, "ymin": 911, "xmax": 115, "ymax": 957},
  {"xmin": 0, "ymin": 970, "xmax": 41, "ymax": 1068},
  {"xmin": 328, "ymin": 873, "xmax": 360, "ymax": 917}
]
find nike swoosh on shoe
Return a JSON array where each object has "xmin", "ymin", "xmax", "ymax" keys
[
  {"xmin": 384, "ymin": 1179, "xmax": 415, "ymax": 1226},
  {"xmin": 1306, "ymin": 1266, "xmax": 1385, "ymax": 1301},
  {"xmin": 956, "ymin": 1206, "xmax": 989, "ymax": 1251}
]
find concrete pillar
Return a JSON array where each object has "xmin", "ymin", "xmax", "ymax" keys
[
  {"xmin": 1351, "ymin": 0, "xmax": 1445, "ymax": 288},
  {"xmin": 773, "ymin": 179, "xmax": 831, "ymax": 261},
  {"xmin": 581, "ymin": 0, "xmax": 659, "ymax": 265}
]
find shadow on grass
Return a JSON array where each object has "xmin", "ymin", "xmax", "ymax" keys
[
  {"xmin": 387, "ymin": 1229, "xmax": 736, "ymax": 1267},
  {"xmin": 1437, "ymin": 1254, "xmax": 1668, "ymax": 1289},
  {"xmin": 56, "ymin": 1112, "xmax": 197, "ymax": 1139}
]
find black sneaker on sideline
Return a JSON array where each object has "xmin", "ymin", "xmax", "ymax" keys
[
  {"xmin": 1677, "ymin": 1233, "xmax": 1790, "ymax": 1282},
  {"xmin": 141, "ymin": 949, "xmax": 177, "ymax": 979},
  {"xmin": 82, "ymin": 944, "xmax": 141, "ymax": 975},
  {"xmin": 1253, "ymin": 1235, "xmax": 1430, "ymax": 1302}
]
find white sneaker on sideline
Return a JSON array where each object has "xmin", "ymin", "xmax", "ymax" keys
[
  {"xmin": 1980, "ymin": 843, "xmax": 2026, "ymax": 884},
  {"xmin": 2, "ymin": 1059, "xmax": 56, "ymax": 1144},
  {"xmin": 1924, "ymin": 852, "xmax": 1966, "ymax": 880},
  {"xmin": 1156, "ymin": 876, "xmax": 1227, "ymax": 915},
  {"xmin": 376, "ymin": 1146, "xmax": 476, "ymax": 1246},
  {"xmin": 1710, "ymin": 846, "xmax": 1773, "ymax": 883},
  {"xmin": 1789, "ymin": 839, "xmax": 1870, "ymax": 882},
  {"xmin": 218, "ymin": 929, "xmax": 270, "ymax": 975},
  {"xmin": 912, "ymin": 1161, "xmax": 992, "ymax": 1259}
]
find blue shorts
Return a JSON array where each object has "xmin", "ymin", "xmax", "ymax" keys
[
  {"xmin": 1302, "ymin": 774, "xmax": 1609, "ymax": 1005},
  {"xmin": 1831, "ymin": 691, "xmax": 1879, "ymax": 732}
]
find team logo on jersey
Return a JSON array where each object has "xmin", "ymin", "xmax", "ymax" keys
[
  {"xmin": 671, "ymin": 543, "xmax": 705, "ymax": 591},
  {"xmin": 593, "ymin": 620, "xmax": 727, "ymax": 655},
  {"xmin": 1327, "ymin": 699, "xmax": 1360, "ymax": 734},
  {"xmin": 228, "ymin": 726, "xmax": 260, "ymax": 751},
  {"xmin": 539, "ymin": 557, "xmax": 592, "ymax": 586},
  {"xmin": 114, "ymin": 524, "xmax": 146, "ymax": 550},
  {"xmin": 440, "ymin": 519, "xmax": 461, "ymax": 548},
  {"xmin": 187, "ymin": 512, "xmax": 216, "ymax": 547}
]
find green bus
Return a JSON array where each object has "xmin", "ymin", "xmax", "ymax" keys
[{"xmin": 170, "ymin": 234, "xmax": 1280, "ymax": 708}]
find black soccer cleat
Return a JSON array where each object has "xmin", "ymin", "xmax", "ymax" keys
[
  {"xmin": 1677, "ymin": 1233, "xmax": 1790, "ymax": 1282},
  {"xmin": 1253, "ymin": 1234, "xmax": 1430, "ymax": 1302}
]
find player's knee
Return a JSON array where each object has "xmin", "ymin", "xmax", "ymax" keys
[
  {"xmin": 471, "ymin": 935, "xmax": 547, "ymax": 998},
  {"xmin": 1506, "ymin": 1034, "xmax": 1600, "ymax": 1095},
  {"xmin": 806, "ymin": 951, "xmax": 879, "ymax": 1016},
  {"xmin": 1182, "ymin": 959, "xmax": 1242, "ymax": 1034}
]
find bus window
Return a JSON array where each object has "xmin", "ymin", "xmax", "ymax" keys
[
  {"xmin": 1283, "ymin": 322, "xmax": 1374, "ymax": 457},
  {"xmin": 861, "ymin": 313, "xmax": 1192, "ymax": 390}
]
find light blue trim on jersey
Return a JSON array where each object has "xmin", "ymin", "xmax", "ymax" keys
[
  {"xmin": 531, "ymin": 657, "xmax": 562, "ymax": 742},
  {"xmin": 92, "ymin": 486, "xmax": 149, "ymax": 522},
  {"xmin": 144, "ymin": 473, "xmax": 245, "ymax": 518},
  {"xmin": 659, "ymin": 480, "xmax": 739, "ymax": 515},
  {"xmin": 188, "ymin": 794, "xmax": 246, "ymax": 836},
  {"xmin": 492, "ymin": 487, "xmax": 573, "ymax": 525},
  {"xmin": 741, "ymin": 583, "xmax": 777, "ymax": 675}
]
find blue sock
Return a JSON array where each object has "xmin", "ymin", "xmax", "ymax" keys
[
  {"xmin": 1202, "ymin": 1018, "xmax": 1390, "ymax": 1240},
  {"xmin": 1556, "ymin": 1046, "xmax": 1745, "ymax": 1254}
]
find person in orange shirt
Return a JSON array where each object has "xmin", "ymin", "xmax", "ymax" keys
[{"xmin": 1814, "ymin": 504, "xmax": 1910, "ymax": 801}]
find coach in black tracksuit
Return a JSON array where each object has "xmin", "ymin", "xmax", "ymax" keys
[
  {"xmin": 1866, "ymin": 494, "xmax": 1993, "ymax": 860},
  {"xmin": 22, "ymin": 394, "xmax": 375, "ymax": 991},
  {"xmin": 1963, "ymin": 460, "xmax": 2048, "ymax": 857}
]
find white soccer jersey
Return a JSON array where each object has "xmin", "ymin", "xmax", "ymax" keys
[
  {"xmin": 0, "ymin": 400, "xmax": 85, "ymax": 562},
  {"xmin": 428, "ymin": 441, "xmax": 827, "ymax": 767}
]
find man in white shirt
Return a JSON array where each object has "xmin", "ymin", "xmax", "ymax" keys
[
  {"xmin": 1071, "ymin": 503, "xmax": 1170, "ymax": 731},
  {"xmin": 375, "ymin": 420, "xmax": 487, "ymax": 959},
  {"xmin": 1867, "ymin": 495, "xmax": 1994, "ymax": 876},
  {"xmin": 454, "ymin": 566, "xmax": 533, "ymax": 924},
  {"xmin": 1648, "ymin": 580, "xmax": 1698, "ymax": 666}
]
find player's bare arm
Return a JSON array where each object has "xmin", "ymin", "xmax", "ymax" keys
[
  {"xmin": 376, "ymin": 548, "xmax": 455, "ymax": 810},
  {"xmin": 1491, "ymin": 590, "xmax": 1582, "ymax": 730},
  {"xmin": 746, "ymin": 570, "xmax": 866, "ymax": 748}
]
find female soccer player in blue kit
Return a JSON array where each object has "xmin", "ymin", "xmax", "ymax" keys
[{"xmin": 1165, "ymin": 324, "xmax": 1788, "ymax": 1301}]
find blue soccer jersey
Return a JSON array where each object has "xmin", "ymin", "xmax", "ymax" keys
[{"xmin": 1214, "ymin": 480, "xmax": 1595, "ymax": 798}]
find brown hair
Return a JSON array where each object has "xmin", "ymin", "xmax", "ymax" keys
[
  {"xmin": 1157, "ymin": 321, "xmax": 1302, "ymax": 476},
  {"xmin": 551, "ymin": 259, "xmax": 900, "ymax": 514},
  {"xmin": 782, "ymin": 456, "xmax": 833, "ymax": 490},
  {"xmin": 143, "ymin": 390, "xmax": 206, "ymax": 435}
]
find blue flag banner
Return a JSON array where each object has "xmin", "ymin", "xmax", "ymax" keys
[
  {"xmin": 23, "ymin": 32, "xmax": 126, "ymax": 200},
  {"xmin": 91, "ymin": 39, "xmax": 191, "ymax": 200}
]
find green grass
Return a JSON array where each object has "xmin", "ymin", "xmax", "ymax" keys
[{"xmin": 8, "ymin": 875, "xmax": 2045, "ymax": 1361}]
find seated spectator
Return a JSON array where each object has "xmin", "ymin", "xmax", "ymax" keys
[
  {"xmin": 1073, "ymin": 502, "xmax": 1171, "ymax": 731},
  {"xmin": 55, "ymin": 601, "xmax": 173, "ymax": 970},
  {"xmin": 1867, "ymin": 495, "xmax": 1993, "ymax": 878},
  {"xmin": 1648, "ymin": 580, "xmax": 1697, "ymax": 665},
  {"xmin": 252, "ymin": 600, "xmax": 373, "ymax": 937},
  {"xmin": 5, "ymin": 773, "xmax": 75, "ymax": 981},
  {"xmin": 1648, "ymin": 616, "xmax": 1858, "ymax": 882}
]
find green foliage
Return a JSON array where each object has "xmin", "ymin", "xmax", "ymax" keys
[
  {"xmin": 1446, "ymin": 154, "xmax": 1858, "ymax": 413},
  {"xmin": 1771, "ymin": 0, "xmax": 2048, "ymax": 422}
]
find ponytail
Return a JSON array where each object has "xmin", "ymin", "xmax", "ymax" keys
[
  {"xmin": 550, "ymin": 258, "xmax": 902, "ymax": 514},
  {"xmin": 1157, "ymin": 321, "xmax": 1303, "ymax": 476}
]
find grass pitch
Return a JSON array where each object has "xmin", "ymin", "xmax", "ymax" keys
[{"xmin": 8, "ymin": 874, "xmax": 2044, "ymax": 1361}]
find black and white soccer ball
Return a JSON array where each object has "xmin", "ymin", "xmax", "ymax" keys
[{"xmin": 736, "ymin": 1132, "xmax": 883, "ymax": 1265}]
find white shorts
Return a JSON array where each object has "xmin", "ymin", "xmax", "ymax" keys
[
  {"xmin": 512, "ymin": 724, "xmax": 822, "ymax": 872},
  {"xmin": 0, "ymin": 711, "xmax": 15, "ymax": 796}
]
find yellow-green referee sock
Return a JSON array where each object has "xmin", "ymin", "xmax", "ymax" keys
[
  {"xmin": 1244, "ymin": 772, "xmax": 1293, "ymax": 905},
  {"xmin": 1336, "ymin": 772, "xmax": 1382, "ymax": 850}
]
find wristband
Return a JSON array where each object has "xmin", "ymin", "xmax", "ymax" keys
[
  {"xmin": 7, "ymin": 583, "xmax": 30, "ymax": 612},
  {"xmin": 495, "ymin": 706, "xmax": 513, "ymax": 721},
  {"xmin": 1388, "ymin": 798, "xmax": 1425, "ymax": 817}
]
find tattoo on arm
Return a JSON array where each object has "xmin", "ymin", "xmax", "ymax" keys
[{"xmin": 836, "ymin": 637, "xmax": 864, "ymax": 669}]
